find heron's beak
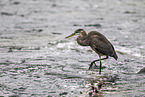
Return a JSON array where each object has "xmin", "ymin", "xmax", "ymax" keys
[{"xmin": 65, "ymin": 33, "xmax": 76, "ymax": 39}]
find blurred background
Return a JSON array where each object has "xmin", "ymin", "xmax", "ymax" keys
[{"xmin": 0, "ymin": 0, "xmax": 145, "ymax": 96}]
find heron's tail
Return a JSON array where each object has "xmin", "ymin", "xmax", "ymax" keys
[{"xmin": 113, "ymin": 52, "xmax": 118, "ymax": 60}]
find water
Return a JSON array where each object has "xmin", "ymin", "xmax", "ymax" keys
[{"xmin": 0, "ymin": 0, "xmax": 145, "ymax": 96}]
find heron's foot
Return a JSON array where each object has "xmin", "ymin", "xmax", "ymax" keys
[
  {"xmin": 94, "ymin": 62, "xmax": 97, "ymax": 67},
  {"xmin": 88, "ymin": 61, "xmax": 97, "ymax": 70},
  {"xmin": 88, "ymin": 62, "xmax": 93, "ymax": 70},
  {"xmin": 89, "ymin": 59, "xmax": 100, "ymax": 70},
  {"xmin": 88, "ymin": 56, "xmax": 108, "ymax": 70}
]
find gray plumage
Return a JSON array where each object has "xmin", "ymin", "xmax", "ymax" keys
[{"xmin": 65, "ymin": 29, "xmax": 118, "ymax": 74}]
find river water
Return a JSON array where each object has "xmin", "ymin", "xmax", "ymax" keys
[{"xmin": 0, "ymin": 0, "xmax": 145, "ymax": 97}]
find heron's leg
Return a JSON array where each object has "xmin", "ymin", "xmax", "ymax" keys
[
  {"xmin": 88, "ymin": 56, "xmax": 108, "ymax": 70},
  {"xmin": 89, "ymin": 59, "xmax": 100, "ymax": 70},
  {"xmin": 94, "ymin": 62, "xmax": 97, "ymax": 67},
  {"xmin": 99, "ymin": 55, "xmax": 102, "ymax": 75}
]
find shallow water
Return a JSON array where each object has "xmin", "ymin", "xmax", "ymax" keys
[{"xmin": 0, "ymin": 0, "xmax": 145, "ymax": 97}]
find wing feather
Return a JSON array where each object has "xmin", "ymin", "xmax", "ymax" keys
[{"xmin": 89, "ymin": 35, "xmax": 114, "ymax": 56}]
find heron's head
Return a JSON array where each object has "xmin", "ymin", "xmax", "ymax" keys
[{"xmin": 65, "ymin": 29, "xmax": 86, "ymax": 39}]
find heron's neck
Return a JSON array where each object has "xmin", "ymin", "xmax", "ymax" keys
[
  {"xmin": 77, "ymin": 32, "xmax": 89, "ymax": 46},
  {"xmin": 79, "ymin": 31, "xmax": 87, "ymax": 39}
]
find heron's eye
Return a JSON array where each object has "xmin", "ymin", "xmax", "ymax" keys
[{"xmin": 74, "ymin": 29, "xmax": 84, "ymax": 34}]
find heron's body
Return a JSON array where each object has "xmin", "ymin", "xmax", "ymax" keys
[
  {"xmin": 65, "ymin": 29, "xmax": 118, "ymax": 74},
  {"xmin": 77, "ymin": 31, "xmax": 118, "ymax": 60}
]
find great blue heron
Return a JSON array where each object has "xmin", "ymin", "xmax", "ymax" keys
[{"xmin": 65, "ymin": 29, "xmax": 118, "ymax": 74}]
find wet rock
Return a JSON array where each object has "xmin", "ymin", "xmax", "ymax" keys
[
  {"xmin": 21, "ymin": 59, "xmax": 26, "ymax": 63},
  {"xmin": 80, "ymin": 91, "xmax": 83, "ymax": 94},
  {"xmin": 71, "ymin": 48, "xmax": 80, "ymax": 52},
  {"xmin": 8, "ymin": 46, "xmax": 22, "ymax": 52},
  {"xmin": 73, "ymin": 24, "xmax": 82, "ymax": 26},
  {"xmin": 13, "ymin": 2, "xmax": 20, "ymax": 5},
  {"xmin": 26, "ymin": 29, "xmax": 43, "ymax": 33},
  {"xmin": 73, "ymin": 24, "xmax": 102, "ymax": 27},
  {"xmin": 10, "ymin": 46, "xmax": 22, "ymax": 50},
  {"xmin": 8, "ymin": 48, "xmax": 13, "ymax": 52},
  {"xmin": 52, "ymin": 4, "xmax": 57, "ymax": 7},
  {"xmin": 87, "ymin": 50, "xmax": 93, "ymax": 53},
  {"xmin": 38, "ymin": 29, "xmax": 43, "ymax": 32},
  {"xmin": 51, "ymin": 32, "xmax": 62, "ymax": 35},
  {"xmin": 0, "ymin": 37, "xmax": 13, "ymax": 39},
  {"xmin": 137, "ymin": 67, "xmax": 145, "ymax": 74},
  {"xmin": 32, "ymin": 29, "xmax": 43, "ymax": 32},
  {"xmin": 1, "ymin": 12, "xmax": 14, "ymax": 16},
  {"xmin": 19, "ymin": 14, "xmax": 25, "ymax": 17},
  {"xmin": 117, "ymin": 27, "xmax": 122, "ymax": 30},
  {"xmin": 124, "ymin": 11, "xmax": 136, "ymax": 14},
  {"xmin": 59, "ymin": 92, "xmax": 68, "ymax": 96},
  {"xmin": 84, "ymin": 24, "xmax": 101, "ymax": 28}
]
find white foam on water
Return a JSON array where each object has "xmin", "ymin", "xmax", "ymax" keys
[{"xmin": 116, "ymin": 46, "xmax": 144, "ymax": 58}]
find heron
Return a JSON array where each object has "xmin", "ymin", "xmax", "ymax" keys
[{"xmin": 65, "ymin": 29, "xmax": 118, "ymax": 74}]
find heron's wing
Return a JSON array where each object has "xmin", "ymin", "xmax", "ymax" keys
[{"xmin": 90, "ymin": 35, "xmax": 114, "ymax": 56}]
